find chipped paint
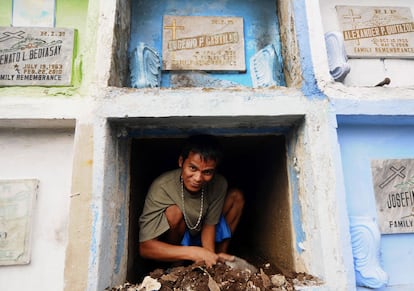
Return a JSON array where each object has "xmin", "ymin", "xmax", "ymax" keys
[{"xmin": 293, "ymin": 0, "xmax": 324, "ymax": 99}]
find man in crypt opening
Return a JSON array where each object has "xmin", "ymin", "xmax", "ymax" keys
[{"xmin": 138, "ymin": 134, "xmax": 244, "ymax": 267}]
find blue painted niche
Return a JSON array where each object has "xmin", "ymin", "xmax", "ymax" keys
[
  {"xmin": 129, "ymin": 0, "xmax": 284, "ymax": 88},
  {"xmin": 337, "ymin": 116, "xmax": 414, "ymax": 289}
]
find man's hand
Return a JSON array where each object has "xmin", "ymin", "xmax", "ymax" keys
[
  {"xmin": 190, "ymin": 246, "xmax": 219, "ymax": 267},
  {"xmin": 217, "ymin": 253, "xmax": 235, "ymax": 262},
  {"xmin": 140, "ymin": 240, "xmax": 236, "ymax": 268},
  {"xmin": 190, "ymin": 248, "xmax": 235, "ymax": 267}
]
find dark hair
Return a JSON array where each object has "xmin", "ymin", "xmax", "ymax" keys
[{"xmin": 180, "ymin": 134, "xmax": 223, "ymax": 163}]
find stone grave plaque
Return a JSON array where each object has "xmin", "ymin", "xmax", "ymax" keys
[
  {"xmin": 336, "ymin": 6, "xmax": 414, "ymax": 58},
  {"xmin": 371, "ymin": 159, "xmax": 414, "ymax": 234},
  {"xmin": 0, "ymin": 179, "xmax": 38, "ymax": 265},
  {"xmin": 0, "ymin": 27, "xmax": 75, "ymax": 86},
  {"xmin": 162, "ymin": 15, "xmax": 245, "ymax": 71}
]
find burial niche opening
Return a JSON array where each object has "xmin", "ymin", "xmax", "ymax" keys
[{"xmin": 127, "ymin": 134, "xmax": 293, "ymax": 283}]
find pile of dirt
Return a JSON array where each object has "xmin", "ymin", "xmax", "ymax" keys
[{"xmin": 107, "ymin": 259, "xmax": 322, "ymax": 291}]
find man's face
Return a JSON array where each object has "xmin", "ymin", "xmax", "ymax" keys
[{"xmin": 179, "ymin": 151, "xmax": 217, "ymax": 193}]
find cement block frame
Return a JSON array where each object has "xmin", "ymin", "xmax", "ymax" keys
[
  {"xmin": 78, "ymin": 0, "xmax": 356, "ymax": 289},
  {"xmin": 84, "ymin": 89, "xmax": 355, "ymax": 290}
]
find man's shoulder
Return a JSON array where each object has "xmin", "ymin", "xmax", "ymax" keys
[
  {"xmin": 152, "ymin": 168, "xmax": 180, "ymax": 187},
  {"xmin": 209, "ymin": 172, "xmax": 227, "ymax": 191}
]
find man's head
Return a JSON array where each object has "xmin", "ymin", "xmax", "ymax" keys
[
  {"xmin": 178, "ymin": 134, "xmax": 223, "ymax": 193},
  {"xmin": 179, "ymin": 134, "xmax": 223, "ymax": 163}
]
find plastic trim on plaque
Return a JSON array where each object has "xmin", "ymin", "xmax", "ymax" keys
[
  {"xmin": 325, "ymin": 31, "xmax": 350, "ymax": 82},
  {"xmin": 250, "ymin": 44, "xmax": 285, "ymax": 88},
  {"xmin": 349, "ymin": 216, "xmax": 388, "ymax": 289},
  {"xmin": 129, "ymin": 43, "xmax": 161, "ymax": 88}
]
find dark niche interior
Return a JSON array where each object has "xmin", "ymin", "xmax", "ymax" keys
[{"xmin": 127, "ymin": 134, "xmax": 294, "ymax": 283}]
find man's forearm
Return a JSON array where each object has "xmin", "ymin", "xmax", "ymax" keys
[
  {"xmin": 140, "ymin": 237, "xmax": 223, "ymax": 267},
  {"xmin": 201, "ymin": 224, "xmax": 216, "ymax": 252},
  {"xmin": 140, "ymin": 239, "xmax": 196, "ymax": 262}
]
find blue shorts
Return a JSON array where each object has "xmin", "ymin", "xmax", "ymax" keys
[{"xmin": 181, "ymin": 215, "xmax": 231, "ymax": 246}]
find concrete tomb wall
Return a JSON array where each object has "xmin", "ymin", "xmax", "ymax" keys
[
  {"xmin": 338, "ymin": 117, "xmax": 414, "ymax": 289},
  {"xmin": 0, "ymin": 126, "xmax": 75, "ymax": 290},
  {"xmin": 128, "ymin": 0, "xmax": 288, "ymax": 88},
  {"xmin": 320, "ymin": 0, "xmax": 414, "ymax": 87}
]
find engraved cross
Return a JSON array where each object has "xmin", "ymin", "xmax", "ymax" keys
[
  {"xmin": 344, "ymin": 9, "xmax": 362, "ymax": 45},
  {"xmin": 344, "ymin": 9, "xmax": 361, "ymax": 22},
  {"xmin": 164, "ymin": 19, "xmax": 184, "ymax": 40},
  {"xmin": 0, "ymin": 31, "xmax": 25, "ymax": 42},
  {"xmin": 379, "ymin": 165, "xmax": 406, "ymax": 189}
]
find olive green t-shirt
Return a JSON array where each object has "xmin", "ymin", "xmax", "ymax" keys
[{"xmin": 139, "ymin": 168, "xmax": 228, "ymax": 242}]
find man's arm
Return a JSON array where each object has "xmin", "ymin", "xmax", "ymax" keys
[
  {"xmin": 201, "ymin": 224, "xmax": 216, "ymax": 252},
  {"xmin": 139, "ymin": 239, "xmax": 221, "ymax": 266},
  {"xmin": 201, "ymin": 223, "xmax": 235, "ymax": 264}
]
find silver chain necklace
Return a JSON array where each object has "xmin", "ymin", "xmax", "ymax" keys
[{"xmin": 181, "ymin": 177, "xmax": 204, "ymax": 230}]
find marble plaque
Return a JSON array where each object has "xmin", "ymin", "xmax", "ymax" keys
[
  {"xmin": 0, "ymin": 179, "xmax": 38, "ymax": 265},
  {"xmin": 0, "ymin": 27, "xmax": 75, "ymax": 86},
  {"xmin": 162, "ymin": 15, "xmax": 245, "ymax": 71},
  {"xmin": 336, "ymin": 6, "xmax": 414, "ymax": 58},
  {"xmin": 371, "ymin": 159, "xmax": 414, "ymax": 234}
]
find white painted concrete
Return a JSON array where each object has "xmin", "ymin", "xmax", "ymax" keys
[
  {"xmin": 86, "ymin": 88, "xmax": 358, "ymax": 290},
  {"xmin": 286, "ymin": 100, "xmax": 355, "ymax": 290},
  {"xmin": 0, "ymin": 128, "xmax": 74, "ymax": 291},
  {"xmin": 85, "ymin": 1, "xmax": 358, "ymax": 289}
]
